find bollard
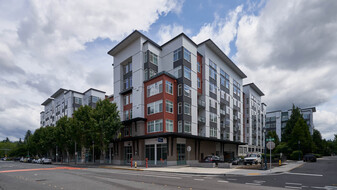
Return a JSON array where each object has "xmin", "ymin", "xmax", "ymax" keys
[
  {"xmin": 131, "ymin": 158, "xmax": 133, "ymax": 168},
  {"xmin": 135, "ymin": 161, "xmax": 137, "ymax": 168},
  {"xmin": 146, "ymin": 158, "xmax": 148, "ymax": 168}
]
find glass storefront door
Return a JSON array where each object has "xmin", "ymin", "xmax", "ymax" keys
[
  {"xmin": 124, "ymin": 146, "xmax": 132, "ymax": 164},
  {"xmin": 177, "ymin": 144, "xmax": 186, "ymax": 165}
]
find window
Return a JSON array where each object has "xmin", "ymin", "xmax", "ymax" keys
[
  {"xmin": 184, "ymin": 66, "xmax": 191, "ymax": 80},
  {"xmin": 149, "ymin": 52, "xmax": 158, "ymax": 65},
  {"xmin": 147, "ymin": 119, "xmax": 163, "ymax": 133},
  {"xmin": 197, "ymin": 77, "xmax": 201, "ymax": 88},
  {"xmin": 209, "ymin": 59, "xmax": 217, "ymax": 80},
  {"xmin": 147, "ymin": 100, "xmax": 163, "ymax": 115},
  {"xmin": 178, "ymin": 121, "xmax": 182, "ymax": 132},
  {"xmin": 225, "ymin": 73, "xmax": 230, "ymax": 89},
  {"xmin": 209, "ymin": 82, "xmax": 216, "ymax": 94},
  {"xmin": 209, "ymin": 99, "xmax": 217, "ymax": 109},
  {"xmin": 124, "ymin": 62, "xmax": 132, "ymax": 74},
  {"xmin": 178, "ymin": 102, "xmax": 182, "ymax": 114},
  {"xmin": 210, "ymin": 127, "xmax": 217, "ymax": 137},
  {"xmin": 226, "ymin": 94, "xmax": 230, "ymax": 102},
  {"xmin": 149, "ymin": 69, "xmax": 157, "ymax": 78},
  {"xmin": 147, "ymin": 81, "xmax": 162, "ymax": 97},
  {"xmin": 165, "ymin": 81, "xmax": 173, "ymax": 94},
  {"xmin": 74, "ymin": 97, "xmax": 82, "ymax": 105},
  {"xmin": 184, "ymin": 102, "xmax": 191, "ymax": 115},
  {"xmin": 166, "ymin": 100, "xmax": 173, "ymax": 113},
  {"xmin": 184, "ymin": 84, "xmax": 191, "ymax": 97},
  {"xmin": 129, "ymin": 94, "xmax": 132, "ymax": 104},
  {"xmin": 221, "ymin": 90, "xmax": 225, "ymax": 99},
  {"xmin": 144, "ymin": 51, "xmax": 148, "ymax": 63},
  {"xmin": 124, "ymin": 95, "xmax": 129, "ymax": 105},
  {"xmin": 124, "ymin": 77, "xmax": 132, "ymax": 89},
  {"xmin": 210, "ymin": 113, "xmax": 217, "ymax": 123},
  {"xmin": 184, "ymin": 48, "xmax": 191, "ymax": 62},
  {"xmin": 184, "ymin": 121, "xmax": 191, "ymax": 133},
  {"xmin": 166, "ymin": 119, "xmax": 173, "ymax": 132},
  {"xmin": 124, "ymin": 110, "xmax": 132, "ymax": 120},
  {"xmin": 170, "ymin": 66, "xmax": 182, "ymax": 79},
  {"xmin": 178, "ymin": 84, "xmax": 182, "ymax": 96},
  {"xmin": 233, "ymin": 80, "xmax": 241, "ymax": 97},
  {"xmin": 173, "ymin": 48, "xmax": 182, "ymax": 61},
  {"xmin": 197, "ymin": 62, "xmax": 201, "ymax": 73}
]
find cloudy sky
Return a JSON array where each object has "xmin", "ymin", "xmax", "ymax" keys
[{"xmin": 1, "ymin": 0, "xmax": 337, "ymax": 141}]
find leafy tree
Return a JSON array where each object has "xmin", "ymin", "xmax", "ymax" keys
[
  {"xmin": 92, "ymin": 99, "xmax": 122, "ymax": 161},
  {"xmin": 282, "ymin": 105, "xmax": 302, "ymax": 142},
  {"xmin": 289, "ymin": 118, "xmax": 313, "ymax": 155},
  {"xmin": 267, "ymin": 131, "xmax": 280, "ymax": 147},
  {"xmin": 312, "ymin": 129, "xmax": 323, "ymax": 154},
  {"xmin": 274, "ymin": 142, "xmax": 292, "ymax": 155},
  {"xmin": 55, "ymin": 116, "xmax": 73, "ymax": 162}
]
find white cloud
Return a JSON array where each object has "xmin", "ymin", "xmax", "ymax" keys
[
  {"xmin": 192, "ymin": 5, "xmax": 243, "ymax": 55},
  {"xmin": 157, "ymin": 24, "xmax": 191, "ymax": 44},
  {"xmin": 0, "ymin": 0, "xmax": 182, "ymax": 141}
]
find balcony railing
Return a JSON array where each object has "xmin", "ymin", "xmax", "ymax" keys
[{"xmin": 220, "ymin": 109, "xmax": 226, "ymax": 116}]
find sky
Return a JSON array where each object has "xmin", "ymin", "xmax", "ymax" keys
[{"xmin": 1, "ymin": 0, "xmax": 337, "ymax": 141}]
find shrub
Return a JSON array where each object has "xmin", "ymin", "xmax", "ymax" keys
[{"xmin": 290, "ymin": 150, "xmax": 303, "ymax": 160}]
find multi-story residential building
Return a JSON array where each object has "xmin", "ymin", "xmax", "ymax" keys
[
  {"xmin": 238, "ymin": 83, "xmax": 266, "ymax": 156},
  {"xmin": 266, "ymin": 107, "xmax": 316, "ymax": 141},
  {"xmin": 40, "ymin": 88, "xmax": 106, "ymax": 127},
  {"xmin": 107, "ymin": 30, "xmax": 248, "ymax": 166}
]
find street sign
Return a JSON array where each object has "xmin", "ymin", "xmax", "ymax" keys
[
  {"xmin": 266, "ymin": 138, "xmax": 275, "ymax": 142},
  {"xmin": 158, "ymin": 137, "xmax": 163, "ymax": 142},
  {"xmin": 187, "ymin": 146, "xmax": 191, "ymax": 152},
  {"xmin": 267, "ymin": 141, "xmax": 275, "ymax": 150}
]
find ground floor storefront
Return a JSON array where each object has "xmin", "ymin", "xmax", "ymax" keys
[{"xmin": 110, "ymin": 133, "xmax": 243, "ymax": 166}]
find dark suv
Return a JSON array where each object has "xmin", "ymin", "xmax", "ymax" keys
[{"xmin": 303, "ymin": 154, "xmax": 317, "ymax": 162}]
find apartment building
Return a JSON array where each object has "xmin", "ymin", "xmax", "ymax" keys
[
  {"xmin": 238, "ymin": 83, "xmax": 266, "ymax": 156},
  {"xmin": 108, "ymin": 30, "xmax": 247, "ymax": 166},
  {"xmin": 266, "ymin": 107, "xmax": 316, "ymax": 141},
  {"xmin": 40, "ymin": 88, "xmax": 106, "ymax": 127}
]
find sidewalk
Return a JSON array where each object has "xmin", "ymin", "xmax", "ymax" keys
[{"xmin": 53, "ymin": 160, "xmax": 304, "ymax": 176}]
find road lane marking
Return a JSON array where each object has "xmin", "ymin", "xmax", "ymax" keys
[
  {"xmin": 193, "ymin": 179, "xmax": 204, "ymax": 181},
  {"xmin": 253, "ymin": 180, "xmax": 266, "ymax": 183},
  {"xmin": 285, "ymin": 172, "xmax": 323, "ymax": 177},
  {"xmin": 285, "ymin": 186, "xmax": 302, "ymax": 189},
  {"xmin": 245, "ymin": 183, "xmax": 261, "ymax": 186},
  {"xmin": 248, "ymin": 173, "xmax": 261, "ymax": 175},
  {"xmin": 227, "ymin": 178, "xmax": 237, "ymax": 181},
  {"xmin": 0, "ymin": 167, "xmax": 84, "ymax": 173},
  {"xmin": 217, "ymin": 180, "xmax": 229, "ymax": 183},
  {"xmin": 286, "ymin": 183, "xmax": 302, "ymax": 186}
]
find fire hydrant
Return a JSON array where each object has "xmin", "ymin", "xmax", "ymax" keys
[
  {"xmin": 135, "ymin": 161, "xmax": 137, "ymax": 168},
  {"xmin": 279, "ymin": 159, "xmax": 282, "ymax": 166}
]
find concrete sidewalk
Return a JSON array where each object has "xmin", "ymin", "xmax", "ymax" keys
[{"xmin": 95, "ymin": 160, "xmax": 304, "ymax": 176}]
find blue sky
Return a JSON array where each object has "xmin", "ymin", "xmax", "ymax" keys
[{"xmin": 1, "ymin": 0, "xmax": 337, "ymax": 141}]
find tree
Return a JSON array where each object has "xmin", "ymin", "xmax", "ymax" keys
[
  {"xmin": 91, "ymin": 99, "xmax": 122, "ymax": 161},
  {"xmin": 55, "ymin": 116, "xmax": 73, "ymax": 162},
  {"xmin": 267, "ymin": 131, "xmax": 280, "ymax": 147},
  {"xmin": 288, "ymin": 118, "xmax": 313, "ymax": 155},
  {"xmin": 282, "ymin": 105, "xmax": 302, "ymax": 142},
  {"xmin": 312, "ymin": 129, "xmax": 323, "ymax": 154}
]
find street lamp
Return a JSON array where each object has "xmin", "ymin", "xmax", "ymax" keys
[{"xmin": 263, "ymin": 127, "xmax": 267, "ymax": 170}]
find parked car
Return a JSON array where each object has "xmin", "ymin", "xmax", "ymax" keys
[
  {"xmin": 42, "ymin": 158, "xmax": 52, "ymax": 164},
  {"xmin": 231, "ymin": 157, "xmax": 244, "ymax": 165},
  {"xmin": 244, "ymin": 153, "xmax": 262, "ymax": 165},
  {"xmin": 303, "ymin": 154, "xmax": 317, "ymax": 162},
  {"xmin": 203, "ymin": 155, "xmax": 221, "ymax": 164},
  {"xmin": 36, "ymin": 158, "xmax": 42, "ymax": 164},
  {"xmin": 20, "ymin": 157, "xmax": 24, "ymax": 162}
]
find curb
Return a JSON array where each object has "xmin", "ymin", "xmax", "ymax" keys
[{"xmin": 99, "ymin": 166, "xmax": 144, "ymax": 171}]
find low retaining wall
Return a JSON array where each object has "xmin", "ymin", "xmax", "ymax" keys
[{"xmin": 190, "ymin": 162, "xmax": 215, "ymax": 168}]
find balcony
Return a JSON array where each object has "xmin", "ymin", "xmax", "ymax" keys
[
  {"xmin": 198, "ymin": 116, "xmax": 205, "ymax": 123},
  {"xmin": 220, "ymin": 109, "xmax": 226, "ymax": 116},
  {"xmin": 198, "ymin": 99, "xmax": 205, "ymax": 107},
  {"xmin": 233, "ymin": 115, "xmax": 238, "ymax": 120}
]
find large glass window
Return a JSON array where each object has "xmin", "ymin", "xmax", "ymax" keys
[
  {"xmin": 197, "ymin": 77, "xmax": 201, "ymax": 89},
  {"xmin": 184, "ymin": 121, "xmax": 191, "ymax": 133},
  {"xmin": 147, "ymin": 100, "xmax": 163, "ymax": 115},
  {"xmin": 210, "ymin": 127, "xmax": 217, "ymax": 137},
  {"xmin": 74, "ymin": 97, "xmax": 82, "ymax": 105},
  {"xmin": 178, "ymin": 121, "xmax": 182, "ymax": 133},
  {"xmin": 184, "ymin": 102, "xmax": 191, "ymax": 115},
  {"xmin": 165, "ymin": 100, "xmax": 173, "ymax": 113},
  {"xmin": 209, "ymin": 60, "xmax": 217, "ymax": 80},
  {"xmin": 233, "ymin": 80, "xmax": 241, "ymax": 97},
  {"xmin": 166, "ymin": 119, "xmax": 173, "ymax": 132},
  {"xmin": 147, "ymin": 119, "xmax": 163, "ymax": 133},
  {"xmin": 149, "ymin": 52, "xmax": 158, "ymax": 65},
  {"xmin": 165, "ymin": 81, "xmax": 173, "ymax": 94},
  {"xmin": 173, "ymin": 48, "xmax": 182, "ymax": 61},
  {"xmin": 147, "ymin": 81, "xmax": 162, "ymax": 97},
  {"xmin": 184, "ymin": 84, "xmax": 191, "ymax": 97},
  {"xmin": 197, "ymin": 62, "xmax": 201, "ymax": 73},
  {"xmin": 184, "ymin": 66, "xmax": 191, "ymax": 80},
  {"xmin": 149, "ymin": 69, "xmax": 157, "ymax": 79},
  {"xmin": 210, "ymin": 112, "xmax": 217, "ymax": 123},
  {"xmin": 184, "ymin": 48, "xmax": 191, "ymax": 62},
  {"xmin": 209, "ymin": 82, "xmax": 216, "ymax": 94}
]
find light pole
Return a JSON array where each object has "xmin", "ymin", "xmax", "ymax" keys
[
  {"xmin": 298, "ymin": 140, "xmax": 301, "ymax": 161},
  {"xmin": 92, "ymin": 141, "xmax": 95, "ymax": 164}
]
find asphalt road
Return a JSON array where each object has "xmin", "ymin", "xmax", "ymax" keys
[
  {"xmin": 0, "ymin": 161, "xmax": 286, "ymax": 190},
  {"xmin": 220, "ymin": 156, "xmax": 337, "ymax": 190}
]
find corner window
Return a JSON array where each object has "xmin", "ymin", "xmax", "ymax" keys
[
  {"xmin": 184, "ymin": 84, "xmax": 191, "ymax": 97},
  {"xmin": 184, "ymin": 48, "xmax": 191, "ymax": 62},
  {"xmin": 149, "ymin": 52, "xmax": 158, "ymax": 66},
  {"xmin": 147, "ymin": 100, "xmax": 163, "ymax": 115},
  {"xmin": 184, "ymin": 121, "xmax": 191, "ymax": 133},
  {"xmin": 165, "ymin": 81, "xmax": 173, "ymax": 94},
  {"xmin": 147, "ymin": 119, "xmax": 163, "ymax": 133},
  {"xmin": 173, "ymin": 48, "xmax": 182, "ymax": 62},
  {"xmin": 184, "ymin": 102, "xmax": 191, "ymax": 115},
  {"xmin": 197, "ymin": 62, "xmax": 201, "ymax": 73},
  {"xmin": 147, "ymin": 81, "xmax": 162, "ymax": 97},
  {"xmin": 184, "ymin": 66, "xmax": 191, "ymax": 80},
  {"xmin": 165, "ymin": 100, "xmax": 173, "ymax": 113},
  {"xmin": 166, "ymin": 119, "xmax": 173, "ymax": 132}
]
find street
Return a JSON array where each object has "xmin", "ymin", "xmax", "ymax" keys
[
  {"xmin": 221, "ymin": 156, "xmax": 337, "ymax": 189},
  {"xmin": 0, "ymin": 157, "xmax": 336, "ymax": 190}
]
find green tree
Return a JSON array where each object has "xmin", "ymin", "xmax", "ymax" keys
[
  {"xmin": 289, "ymin": 118, "xmax": 313, "ymax": 155},
  {"xmin": 282, "ymin": 105, "xmax": 302, "ymax": 142},
  {"xmin": 267, "ymin": 131, "xmax": 280, "ymax": 147},
  {"xmin": 55, "ymin": 116, "xmax": 73, "ymax": 162},
  {"xmin": 92, "ymin": 99, "xmax": 122, "ymax": 161},
  {"xmin": 312, "ymin": 129, "xmax": 323, "ymax": 154}
]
